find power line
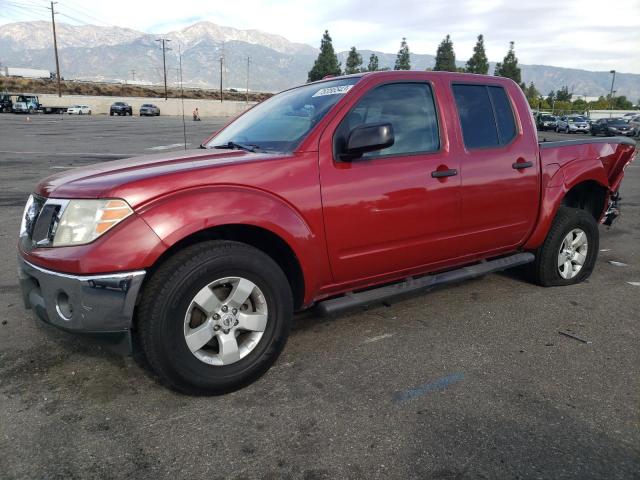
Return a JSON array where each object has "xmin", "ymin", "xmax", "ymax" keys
[
  {"xmin": 57, "ymin": 0, "xmax": 114, "ymax": 27},
  {"xmin": 0, "ymin": 2, "xmax": 50, "ymax": 20}
]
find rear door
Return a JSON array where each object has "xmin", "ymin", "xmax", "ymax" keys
[
  {"xmin": 318, "ymin": 78, "xmax": 462, "ymax": 284},
  {"xmin": 451, "ymin": 82, "xmax": 540, "ymax": 256}
]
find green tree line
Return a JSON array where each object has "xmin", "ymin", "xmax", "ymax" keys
[{"xmin": 307, "ymin": 31, "xmax": 636, "ymax": 111}]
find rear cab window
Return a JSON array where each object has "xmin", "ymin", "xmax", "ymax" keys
[{"xmin": 452, "ymin": 84, "xmax": 517, "ymax": 149}]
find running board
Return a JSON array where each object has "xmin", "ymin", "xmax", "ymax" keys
[{"xmin": 317, "ymin": 252, "xmax": 535, "ymax": 316}]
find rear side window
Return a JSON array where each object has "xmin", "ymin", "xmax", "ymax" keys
[
  {"xmin": 488, "ymin": 86, "xmax": 516, "ymax": 143},
  {"xmin": 452, "ymin": 84, "xmax": 517, "ymax": 149}
]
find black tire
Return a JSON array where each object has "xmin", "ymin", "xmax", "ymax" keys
[
  {"xmin": 528, "ymin": 206, "xmax": 599, "ymax": 287},
  {"xmin": 110, "ymin": 111, "xmax": 114, "ymax": 116},
  {"xmin": 137, "ymin": 240, "xmax": 293, "ymax": 395}
]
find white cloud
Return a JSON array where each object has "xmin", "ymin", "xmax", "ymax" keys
[{"xmin": 1, "ymin": 0, "xmax": 639, "ymax": 73}]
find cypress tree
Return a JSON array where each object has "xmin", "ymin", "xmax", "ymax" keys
[
  {"xmin": 394, "ymin": 38, "xmax": 411, "ymax": 70},
  {"xmin": 344, "ymin": 47, "xmax": 363, "ymax": 74},
  {"xmin": 434, "ymin": 35, "xmax": 456, "ymax": 72},
  {"xmin": 307, "ymin": 30, "xmax": 342, "ymax": 82},
  {"xmin": 525, "ymin": 81, "xmax": 539, "ymax": 102},
  {"xmin": 465, "ymin": 34, "xmax": 489, "ymax": 74},
  {"xmin": 367, "ymin": 53, "xmax": 379, "ymax": 72},
  {"xmin": 494, "ymin": 41, "xmax": 523, "ymax": 87}
]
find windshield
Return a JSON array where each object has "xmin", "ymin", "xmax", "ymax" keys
[
  {"xmin": 206, "ymin": 77, "xmax": 361, "ymax": 152},
  {"xmin": 541, "ymin": 115, "xmax": 555, "ymax": 121}
]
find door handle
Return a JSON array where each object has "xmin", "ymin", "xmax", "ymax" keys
[
  {"xmin": 431, "ymin": 168, "xmax": 458, "ymax": 178},
  {"xmin": 512, "ymin": 161, "xmax": 533, "ymax": 169}
]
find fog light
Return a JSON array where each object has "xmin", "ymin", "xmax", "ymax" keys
[{"xmin": 56, "ymin": 291, "xmax": 73, "ymax": 321}]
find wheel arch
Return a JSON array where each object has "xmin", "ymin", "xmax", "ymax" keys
[
  {"xmin": 524, "ymin": 172, "xmax": 610, "ymax": 251},
  {"xmin": 145, "ymin": 223, "xmax": 306, "ymax": 310},
  {"xmin": 135, "ymin": 186, "xmax": 330, "ymax": 309},
  {"xmin": 560, "ymin": 180, "xmax": 608, "ymax": 221}
]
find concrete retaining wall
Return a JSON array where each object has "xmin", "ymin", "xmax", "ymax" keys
[
  {"xmin": 589, "ymin": 110, "xmax": 638, "ymax": 119},
  {"xmin": 36, "ymin": 94, "xmax": 255, "ymax": 117}
]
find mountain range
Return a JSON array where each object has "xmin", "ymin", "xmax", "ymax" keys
[{"xmin": 1, "ymin": 21, "xmax": 639, "ymax": 101}]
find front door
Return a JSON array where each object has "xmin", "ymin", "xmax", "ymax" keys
[{"xmin": 319, "ymin": 80, "xmax": 462, "ymax": 284}]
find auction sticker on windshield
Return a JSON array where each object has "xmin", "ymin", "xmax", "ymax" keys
[{"xmin": 312, "ymin": 85, "xmax": 354, "ymax": 97}]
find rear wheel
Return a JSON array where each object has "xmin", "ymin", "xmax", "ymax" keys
[
  {"xmin": 528, "ymin": 206, "xmax": 599, "ymax": 286},
  {"xmin": 138, "ymin": 240, "xmax": 293, "ymax": 394}
]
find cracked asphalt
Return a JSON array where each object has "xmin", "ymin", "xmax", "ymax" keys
[{"xmin": 0, "ymin": 114, "xmax": 638, "ymax": 479}]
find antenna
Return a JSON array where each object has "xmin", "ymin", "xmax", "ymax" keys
[{"xmin": 179, "ymin": 45, "xmax": 187, "ymax": 150}]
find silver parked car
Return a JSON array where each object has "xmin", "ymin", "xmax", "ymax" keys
[
  {"xmin": 140, "ymin": 104, "xmax": 160, "ymax": 116},
  {"xmin": 627, "ymin": 115, "xmax": 640, "ymax": 137},
  {"xmin": 556, "ymin": 115, "xmax": 590, "ymax": 134}
]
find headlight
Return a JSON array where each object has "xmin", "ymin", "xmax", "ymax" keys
[{"xmin": 53, "ymin": 199, "xmax": 133, "ymax": 246}]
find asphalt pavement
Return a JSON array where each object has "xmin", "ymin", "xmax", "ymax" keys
[{"xmin": 0, "ymin": 114, "xmax": 638, "ymax": 479}]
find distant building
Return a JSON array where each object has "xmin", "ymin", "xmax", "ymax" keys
[
  {"xmin": 571, "ymin": 95, "xmax": 601, "ymax": 102},
  {"xmin": 1, "ymin": 67, "xmax": 51, "ymax": 79}
]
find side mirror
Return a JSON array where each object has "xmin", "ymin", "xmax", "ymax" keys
[{"xmin": 342, "ymin": 123, "xmax": 394, "ymax": 160}]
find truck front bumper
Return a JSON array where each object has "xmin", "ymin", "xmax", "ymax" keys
[{"xmin": 18, "ymin": 257, "xmax": 145, "ymax": 349}]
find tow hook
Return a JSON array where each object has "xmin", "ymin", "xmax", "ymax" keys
[{"xmin": 603, "ymin": 192, "xmax": 621, "ymax": 227}]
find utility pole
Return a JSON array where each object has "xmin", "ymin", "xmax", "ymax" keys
[
  {"xmin": 156, "ymin": 38, "xmax": 171, "ymax": 100},
  {"xmin": 246, "ymin": 56, "xmax": 250, "ymax": 103},
  {"xmin": 49, "ymin": 1, "xmax": 62, "ymax": 97},
  {"xmin": 219, "ymin": 42, "xmax": 224, "ymax": 103},
  {"xmin": 131, "ymin": 69, "xmax": 135, "ymax": 82},
  {"xmin": 608, "ymin": 69, "xmax": 616, "ymax": 117}
]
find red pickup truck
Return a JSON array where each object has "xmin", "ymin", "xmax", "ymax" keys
[{"xmin": 18, "ymin": 72, "xmax": 635, "ymax": 394}]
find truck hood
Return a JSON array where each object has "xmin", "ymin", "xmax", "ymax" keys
[{"xmin": 36, "ymin": 148, "xmax": 286, "ymax": 207}]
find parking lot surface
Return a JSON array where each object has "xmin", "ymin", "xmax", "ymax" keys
[{"xmin": 1, "ymin": 115, "xmax": 638, "ymax": 479}]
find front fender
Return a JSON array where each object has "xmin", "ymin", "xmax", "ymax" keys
[{"xmin": 137, "ymin": 185, "xmax": 329, "ymax": 305}]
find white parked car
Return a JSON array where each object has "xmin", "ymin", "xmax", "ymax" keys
[{"xmin": 66, "ymin": 105, "xmax": 92, "ymax": 115}]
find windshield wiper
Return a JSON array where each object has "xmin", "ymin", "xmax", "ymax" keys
[{"xmin": 212, "ymin": 141, "xmax": 260, "ymax": 153}]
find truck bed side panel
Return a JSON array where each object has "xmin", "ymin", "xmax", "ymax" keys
[{"xmin": 524, "ymin": 138, "xmax": 636, "ymax": 249}]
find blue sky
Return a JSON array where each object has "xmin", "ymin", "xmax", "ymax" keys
[{"xmin": 1, "ymin": 0, "xmax": 639, "ymax": 73}]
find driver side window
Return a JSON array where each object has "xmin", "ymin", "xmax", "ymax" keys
[{"xmin": 335, "ymin": 82, "xmax": 440, "ymax": 159}]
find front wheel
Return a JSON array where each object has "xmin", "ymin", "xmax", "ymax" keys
[
  {"xmin": 528, "ymin": 206, "xmax": 599, "ymax": 286},
  {"xmin": 138, "ymin": 240, "xmax": 293, "ymax": 394}
]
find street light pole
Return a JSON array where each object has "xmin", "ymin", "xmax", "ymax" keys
[{"xmin": 608, "ymin": 69, "xmax": 616, "ymax": 117}]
